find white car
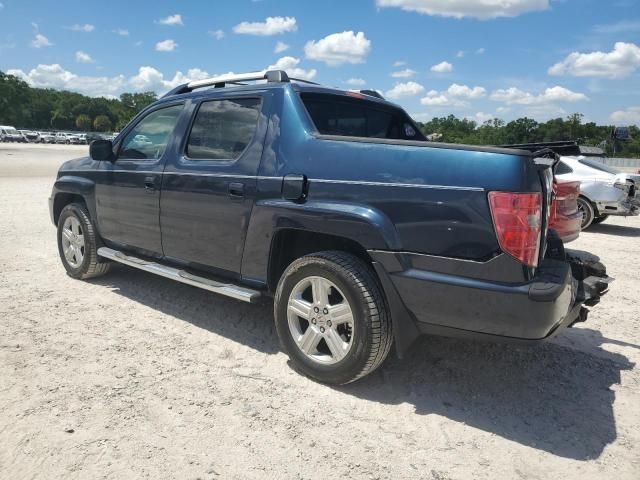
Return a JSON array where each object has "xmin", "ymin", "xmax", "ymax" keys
[
  {"xmin": 39, "ymin": 132, "xmax": 56, "ymax": 143},
  {"xmin": 556, "ymin": 155, "xmax": 639, "ymax": 228},
  {"xmin": 55, "ymin": 132, "xmax": 83, "ymax": 145},
  {"xmin": 0, "ymin": 126, "xmax": 25, "ymax": 142}
]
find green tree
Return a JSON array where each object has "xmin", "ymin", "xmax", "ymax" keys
[
  {"xmin": 93, "ymin": 115, "xmax": 112, "ymax": 132},
  {"xmin": 75, "ymin": 114, "xmax": 92, "ymax": 131}
]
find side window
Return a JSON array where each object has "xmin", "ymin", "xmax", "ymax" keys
[
  {"xmin": 119, "ymin": 104, "xmax": 184, "ymax": 160},
  {"xmin": 556, "ymin": 161, "xmax": 573, "ymax": 175},
  {"xmin": 186, "ymin": 98, "xmax": 261, "ymax": 160}
]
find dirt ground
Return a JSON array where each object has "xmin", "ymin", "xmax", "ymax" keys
[{"xmin": 1, "ymin": 143, "xmax": 638, "ymax": 480}]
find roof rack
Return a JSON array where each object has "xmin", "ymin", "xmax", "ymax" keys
[{"xmin": 162, "ymin": 69, "xmax": 319, "ymax": 98}]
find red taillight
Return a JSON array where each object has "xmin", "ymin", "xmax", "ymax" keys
[{"xmin": 488, "ymin": 192, "xmax": 542, "ymax": 267}]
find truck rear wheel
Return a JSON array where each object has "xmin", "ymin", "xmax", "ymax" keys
[
  {"xmin": 274, "ymin": 251, "xmax": 392, "ymax": 384},
  {"xmin": 57, "ymin": 203, "xmax": 111, "ymax": 279}
]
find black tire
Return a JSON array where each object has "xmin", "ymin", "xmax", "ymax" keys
[
  {"xmin": 274, "ymin": 251, "xmax": 392, "ymax": 385},
  {"xmin": 592, "ymin": 215, "xmax": 608, "ymax": 225},
  {"xmin": 57, "ymin": 203, "xmax": 111, "ymax": 279},
  {"xmin": 577, "ymin": 196, "xmax": 595, "ymax": 229}
]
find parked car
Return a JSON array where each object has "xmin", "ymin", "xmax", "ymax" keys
[
  {"xmin": 39, "ymin": 132, "xmax": 57, "ymax": 144},
  {"xmin": 556, "ymin": 155, "xmax": 639, "ymax": 228},
  {"xmin": 18, "ymin": 130, "xmax": 40, "ymax": 143},
  {"xmin": 55, "ymin": 132, "xmax": 83, "ymax": 145},
  {"xmin": 0, "ymin": 126, "xmax": 25, "ymax": 142},
  {"xmin": 49, "ymin": 70, "xmax": 611, "ymax": 384}
]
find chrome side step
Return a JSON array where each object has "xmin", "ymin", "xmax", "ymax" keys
[{"xmin": 97, "ymin": 247, "xmax": 261, "ymax": 303}]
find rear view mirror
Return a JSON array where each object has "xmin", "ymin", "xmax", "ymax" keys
[{"xmin": 90, "ymin": 139, "xmax": 114, "ymax": 161}]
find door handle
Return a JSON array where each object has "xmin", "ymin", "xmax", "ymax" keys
[
  {"xmin": 144, "ymin": 176, "xmax": 156, "ymax": 192},
  {"xmin": 228, "ymin": 182, "xmax": 245, "ymax": 197}
]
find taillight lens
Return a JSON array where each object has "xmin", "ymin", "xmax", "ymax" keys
[{"xmin": 488, "ymin": 192, "xmax": 542, "ymax": 267}]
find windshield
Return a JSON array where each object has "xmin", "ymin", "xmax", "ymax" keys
[
  {"xmin": 578, "ymin": 157, "xmax": 621, "ymax": 175},
  {"xmin": 6, "ymin": 128, "xmax": 18, "ymax": 134}
]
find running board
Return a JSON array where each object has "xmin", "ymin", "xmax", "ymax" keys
[{"xmin": 97, "ymin": 247, "xmax": 261, "ymax": 303}]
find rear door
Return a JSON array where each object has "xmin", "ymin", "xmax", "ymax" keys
[
  {"xmin": 94, "ymin": 102, "xmax": 185, "ymax": 255},
  {"xmin": 160, "ymin": 93, "xmax": 268, "ymax": 275}
]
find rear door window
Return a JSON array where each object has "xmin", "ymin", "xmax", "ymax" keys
[{"xmin": 186, "ymin": 98, "xmax": 262, "ymax": 161}]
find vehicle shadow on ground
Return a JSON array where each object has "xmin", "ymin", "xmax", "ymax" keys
[
  {"xmin": 88, "ymin": 264, "xmax": 280, "ymax": 355},
  {"xmin": 338, "ymin": 330, "xmax": 634, "ymax": 461},
  {"xmin": 589, "ymin": 223, "xmax": 640, "ymax": 237},
  {"xmin": 89, "ymin": 266, "xmax": 633, "ymax": 461}
]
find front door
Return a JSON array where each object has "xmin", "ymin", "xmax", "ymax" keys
[
  {"xmin": 160, "ymin": 95, "xmax": 267, "ymax": 275},
  {"xmin": 95, "ymin": 103, "xmax": 185, "ymax": 256}
]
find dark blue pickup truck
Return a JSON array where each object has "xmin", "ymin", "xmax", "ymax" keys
[{"xmin": 50, "ymin": 70, "xmax": 611, "ymax": 384}]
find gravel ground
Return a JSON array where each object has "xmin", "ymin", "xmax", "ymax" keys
[{"xmin": 1, "ymin": 144, "xmax": 639, "ymax": 480}]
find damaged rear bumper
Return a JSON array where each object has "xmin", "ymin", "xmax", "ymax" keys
[{"xmin": 370, "ymin": 247, "xmax": 613, "ymax": 355}]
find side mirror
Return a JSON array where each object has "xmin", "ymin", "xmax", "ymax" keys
[{"xmin": 90, "ymin": 139, "xmax": 114, "ymax": 161}]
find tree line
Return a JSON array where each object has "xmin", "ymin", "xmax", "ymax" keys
[
  {"xmin": 417, "ymin": 115, "xmax": 640, "ymax": 157},
  {"xmin": 1, "ymin": 70, "xmax": 157, "ymax": 132},
  {"xmin": 1, "ymin": 70, "xmax": 638, "ymax": 156}
]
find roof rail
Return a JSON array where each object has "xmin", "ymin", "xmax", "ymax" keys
[
  {"xmin": 359, "ymin": 89, "xmax": 385, "ymax": 100},
  {"xmin": 162, "ymin": 69, "xmax": 290, "ymax": 98}
]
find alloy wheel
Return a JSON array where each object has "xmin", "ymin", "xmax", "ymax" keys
[
  {"xmin": 61, "ymin": 216, "xmax": 85, "ymax": 268},
  {"xmin": 287, "ymin": 276, "xmax": 355, "ymax": 365}
]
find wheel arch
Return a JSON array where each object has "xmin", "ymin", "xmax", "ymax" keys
[{"xmin": 51, "ymin": 175, "xmax": 96, "ymax": 225}]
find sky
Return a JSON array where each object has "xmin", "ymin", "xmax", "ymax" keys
[{"xmin": 0, "ymin": 0, "xmax": 639, "ymax": 125}]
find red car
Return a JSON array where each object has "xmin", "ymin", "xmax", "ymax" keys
[{"xmin": 549, "ymin": 179, "xmax": 581, "ymax": 243}]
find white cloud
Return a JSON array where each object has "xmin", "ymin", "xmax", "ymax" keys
[
  {"xmin": 75, "ymin": 51, "xmax": 94, "ymax": 63},
  {"xmin": 304, "ymin": 31, "xmax": 371, "ymax": 66},
  {"xmin": 346, "ymin": 78, "xmax": 366, "ymax": 86},
  {"xmin": 610, "ymin": 106, "xmax": 640, "ymax": 126},
  {"xmin": 391, "ymin": 68, "xmax": 417, "ymax": 78},
  {"xmin": 267, "ymin": 56, "xmax": 316, "ymax": 80},
  {"xmin": 69, "ymin": 24, "xmax": 95, "ymax": 32},
  {"xmin": 0, "ymin": 3, "xmax": 4, "ymax": 9},
  {"xmin": 430, "ymin": 61, "xmax": 453, "ymax": 73},
  {"xmin": 7, "ymin": 64, "xmax": 126, "ymax": 97},
  {"xmin": 31, "ymin": 33, "xmax": 52, "ymax": 48},
  {"xmin": 209, "ymin": 29, "xmax": 225, "ymax": 40},
  {"xmin": 490, "ymin": 86, "xmax": 588, "ymax": 105},
  {"xmin": 155, "ymin": 39, "xmax": 178, "ymax": 52},
  {"xmin": 468, "ymin": 112, "xmax": 493, "ymax": 123},
  {"xmin": 447, "ymin": 83, "xmax": 486, "ymax": 99},
  {"xmin": 476, "ymin": 47, "xmax": 485, "ymax": 54},
  {"xmin": 386, "ymin": 81, "xmax": 425, "ymax": 99},
  {"xmin": 112, "ymin": 29, "xmax": 129, "ymax": 36},
  {"xmin": 375, "ymin": 0, "xmax": 549, "ymax": 20},
  {"xmin": 420, "ymin": 90, "xmax": 451, "ymax": 106},
  {"xmin": 456, "ymin": 50, "xmax": 465, "ymax": 58},
  {"xmin": 129, "ymin": 66, "xmax": 210, "ymax": 91},
  {"xmin": 393, "ymin": 60, "xmax": 407, "ymax": 67},
  {"xmin": 420, "ymin": 83, "xmax": 486, "ymax": 107},
  {"xmin": 158, "ymin": 14, "xmax": 183, "ymax": 26},
  {"xmin": 233, "ymin": 16, "xmax": 297, "ymax": 36},
  {"xmin": 275, "ymin": 41, "xmax": 289, "ymax": 53},
  {"xmin": 548, "ymin": 42, "xmax": 640, "ymax": 79}
]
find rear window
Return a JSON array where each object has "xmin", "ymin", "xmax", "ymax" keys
[
  {"xmin": 578, "ymin": 157, "xmax": 620, "ymax": 175},
  {"xmin": 301, "ymin": 93, "xmax": 425, "ymax": 141}
]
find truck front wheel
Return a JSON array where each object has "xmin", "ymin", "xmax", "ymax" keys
[
  {"xmin": 274, "ymin": 251, "xmax": 392, "ymax": 384},
  {"xmin": 57, "ymin": 203, "xmax": 111, "ymax": 279}
]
